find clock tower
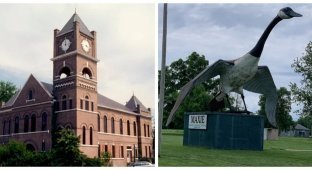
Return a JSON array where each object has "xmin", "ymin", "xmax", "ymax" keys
[{"xmin": 51, "ymin": 13, "xmax": 99, "ymax": 145}]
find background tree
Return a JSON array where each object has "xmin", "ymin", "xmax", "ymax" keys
[
  {"xmin": 290, "ymin": 41, "xmax": 312, "ymax": 117},
  {"xmin": 0, "ymin": 80, "xmax": 17, "ymax": 103},
  {"xmin": 158, "ymin": 52, "xmax": 219, "ymax": 129},
  {"xmin": 258, "ymin": 87, "xmax": 293, "ymax": 131}
]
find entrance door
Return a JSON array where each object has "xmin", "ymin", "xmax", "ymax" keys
[{"xmin": 127, "ymin": 150, "xmax": 132, "ymax": 163}]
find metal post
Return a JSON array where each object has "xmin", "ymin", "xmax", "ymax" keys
[{"xmin": 158, "ymin": 3, "xmax": 168, "ymax": 157}]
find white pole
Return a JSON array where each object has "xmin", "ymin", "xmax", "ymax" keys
[{"xmin": 158, "ymin": 3, "xmax": 167, "ymax": 157}]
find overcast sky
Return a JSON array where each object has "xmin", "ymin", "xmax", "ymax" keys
[
  {"xmin": 158, "ymin": 3, "xmax": 312, "ymax": 120},
  {"xmin": 0, "ymin": 4, "xmax": 155, "ymax": 112}
]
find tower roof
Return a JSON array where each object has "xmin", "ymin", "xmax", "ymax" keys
[
  {"xmin": 126, "ymin": 95, "xmax": 149, "ymax": 112},
  {"xmin": 58, "ymin": 13, "xmax": 93, "ymax": 38}
]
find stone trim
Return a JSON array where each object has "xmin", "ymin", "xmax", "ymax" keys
[{"xmin": 0, "ymin": 130, "xmax": 50, "ymax": 137}]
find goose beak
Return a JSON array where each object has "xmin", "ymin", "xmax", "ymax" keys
[{"xmin": 290, "ymin": 10, "xmax": 302, "ymax": 17}]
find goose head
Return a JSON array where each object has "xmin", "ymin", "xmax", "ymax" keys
[{"xmin": 278, "ymin": 7, "xmax": 302, "ymax": 19}]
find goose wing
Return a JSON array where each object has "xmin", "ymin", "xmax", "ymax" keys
[
  {"xmin": 243, "ymin": 66, "xmax": 278, "ymax": 127},
  {"xmin": 165, "ymin": 59, "xmax": 232, "ymax": 126}
]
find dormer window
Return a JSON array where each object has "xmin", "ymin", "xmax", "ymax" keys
[{"xmin": 28, "ymin": 90, "xmax": 33, "ymax": 100}]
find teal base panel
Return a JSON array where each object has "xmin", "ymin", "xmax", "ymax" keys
[{"xmin": 183, "ymin": 112, "xmax": 264, "ymax": 151}]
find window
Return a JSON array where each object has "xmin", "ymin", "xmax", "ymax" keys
[
  {"xmin": 82, "ymin": 68, "xmax": 92, "ymax": 79},
  {"xmin": 69, "ymin": 99, "xmax": 72, "ymax": 109},
  {"xmin": 55, "ymin": 101, "xmax": 59, "ymax": 111},
  {"xmin": 42, "ymin": 112, "xmax": 47, "ymax": 131},
  {"xmin": 28, "ymin": 90, "xmax": 33, "ymax": 100},
  {"xmin": 149, "ymin": 146, "xmax": 151, "ymax": 158},
  {"xmin": 145, "ymin": 146, "xmax": 148, "ymax": 157},
  {"xmin": 80, "ymin": 99, "xmax": 83, "ymax": 109},
  {"xmin": 82, "ymin": 126, "xmax": 86, "ymax": 144},
  {"xmin": 119, "ymin": 119, "xmax": 123, "ymax": 135},
  {"xmin": 14, "ymin": 116, "xmax": 19, "ymax": 133},
  {"xmin": 2, "ymin": 121, "xmax": 6, "ymax": 135},
  {"xmin": 104, "ymin": 145, "xmax": 108, "ymax": 152},
  {"xmin": 62, "ymin": 95, "xmax": 67, "ymax": 110},
  {"xmin": 90, "ymin": 127, "xmax": 93, "ymax": 145},
  {"xmin": 85, "ymin": 96, "xmax": 89, "ymax": 111},
  {"xmin": 8, "ymin": 119, "xmax": 11, "ymax": 134},
  {"xmin": 112, "ymin": 145, "xmax": 115, "ymax": 158},
  {"xmin": 59, "ymin": 67, "xmax": 71, "ymax": 79},
  {"xmin": 42, "ymin": 140, "xmax": 46, "ymax": 152},
  {"xmin": 104, "ymin": 116, "xmax": 107, "ymax": 133},
  {"xmin": 111, "ymin": 117, "xmax": 115, "ymax": 133},
  {"xmin": 91, "ymin": 102, "xmax": 94, "ymax": 111},
  {"xmin": 147, "ymin": 125, "xmax": 150, "ymax": 137},
  {"xmin": 121, "ymin": 146, "xmax": 124, "ymax": 158},
  {"xmin": 127, "ymin": 120, "xmax": 130, "ymax": 136},
  {"xmin": 97, "ymin": 115, "xmax": 100, "ymax": 132},
  {"xmin": 133, "ymin": 121, "xmax": 137, "ymax": 136},
  {"xmin": 31, "ymin": 114, "xmax": 36, "ymax": 132},
  {"xmin": 24, "ymin": 115, "xmax": 29, "ymax": 132},
  {"xmin": 144, "ymin": 124, "xmax": 146, "ymax": 137}
]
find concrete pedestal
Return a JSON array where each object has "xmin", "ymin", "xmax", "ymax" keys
[{"xmin": 183, "ymin": 112, "xmax": 264, "ymax": 150}]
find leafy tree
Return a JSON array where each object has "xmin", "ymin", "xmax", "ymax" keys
[
  {"xmin": 159, "ymin": 52, "xmax": 219, "ymax": 129},
  {"xmin": 290, "ymin": 41, "xmax": 312, "ymax": 116},
  {"xmin": 0, "ymin": 81, "xmax": 17, "ymax": 103},
  {"xmin": 258, "ymin": 87, "xmax": 293, "ymax": 131},
  {"xmin": 101, "ymin": 151, "xmax": 112, "ymax": 166}
]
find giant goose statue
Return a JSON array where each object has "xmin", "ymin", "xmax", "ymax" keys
[{"xmin": 166, "ymin": 7, "xmax": 302, "ymax": 127}]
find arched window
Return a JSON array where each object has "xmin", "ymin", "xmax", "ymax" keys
[
  {"xmin": 42, "ymin": 112, "xmax": 47, "ymax": 131},
  {"xmin": 8, "ymin": 119, "xmax": 11, "ymax": 134},
  {"xmin": 111, "ymin": 117, "xmax": 115, "ymax": 134},
  {"xmin": 127, "ymin": 120, "xmax": 130, "ymax": 136},
  {"xmin": 82, "ymin": 126, "xmax": 86, "ymax": 144},
  {"xmin": 85, "ymin": 96, "xmax": 89, "ymax": 111},
  {"xmin": 103, "ymin": 116, "xmax": 107, "ymax": 133},
  {"xmin": 24, "ymin": 115, "xmax": 29, "ymax": 132},
  {"xmin": 28, "ymin": 90, "xmax": 33, "ymax": 100},
  {"xmin": 31, "ymin": 114, "xmax": 36, "ymax": 132},
  {"xmin": 119, "ymin": 119, "xmax": 123, "ymax": 135},
  {"xmin": 42, "ymin": 140, "xmax": 46, "ymax": 151},
  {"xmin": 62, "ymin": 95, "xmax": 67, "ymax": 110},
  {"xmin": 59, "ymin": 67, "xmax": 71, "ymax": 79},
  {"xmin": 90, "ymin": 127, "xmax": 93, "ymax": 145},
  {"xmin": 26, "ymin": 144, "xmax": 35, "ymax": 151},
  {"xmin": 14, "ymin": 116, "xmax": 19, "ymax": 133},
  {"xmin": 133, "ymin": 121, "xmax": 137, "ymax": 136},
  {"xmin": 144, "ymin": 124, "xmax": 146, "ymax": 137},
  {"xmin": 82, "ymin": 68, "xmax": 92, "ymax": 79},
  {"xmin": 97, "ymin": 115, "xmax": 100, "ymax": 132}
]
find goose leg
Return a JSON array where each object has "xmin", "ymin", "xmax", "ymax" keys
[
  {"xmin": 226, "ymin": 94, "xmax": 234, "ymax": 112},
  {"xmin": 241, "ymin": 94, "xmax": 250, "ymax": 115}
]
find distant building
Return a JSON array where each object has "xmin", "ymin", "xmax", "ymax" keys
[
  {"xmin": 0, "ymin": 12, "xmax": 153, "ymax": 166},
  {"xmin": 280, "ymin": 124, "xmax": 310, "ymax": 138}
]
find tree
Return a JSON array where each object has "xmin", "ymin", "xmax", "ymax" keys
[
  {"xmin": 159, "ymin": 52, "xmax": 219, "ymax": 129},
  {"xmin": 290, "ymin": 41, "xmax": 312, "ymax": 116},
  {"xmin": 258, "ymin": 87, "xmax": 293, "ymax": 131},
  {"xmin": 0, "ymin": 80, "xmax": 17, "ymax": 103}
]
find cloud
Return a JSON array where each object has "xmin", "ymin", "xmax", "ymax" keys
[{"xmin": 0, "ymin": 4, "xmax": 155, "ymax": 110}]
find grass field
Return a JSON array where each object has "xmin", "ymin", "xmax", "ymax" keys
[{"xmin": 159, "ymin": 129, "xmax": 312, "ymax": 166}]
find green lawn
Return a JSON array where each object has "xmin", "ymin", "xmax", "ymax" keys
[{"xmin": 159, "ymin": 129, "xmax": 312, "ymax": 166}]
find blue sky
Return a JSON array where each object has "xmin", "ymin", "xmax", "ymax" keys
[
  {"xmin": 0, "ymin": 4, "xmax": 155, "ymax": 112},
  {"xmin": 158, "ymin": 3, "xmax": 312, "ymax": 120}
]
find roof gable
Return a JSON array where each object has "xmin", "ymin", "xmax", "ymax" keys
[
  {"xmin": 9, "ymin": 74, "xmax": 53, "ymax": 107},
  {"xmin": 58, "ymin": 13, "xmax": 93, "ymax": 38},
  {"xmin": 295, "ymin": 124, "xmax": 310, "ymax": 130}
]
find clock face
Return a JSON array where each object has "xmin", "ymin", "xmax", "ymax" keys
[
  {"xmin": 61, "ymin": 38, "xmax": 71, "ymax": 53},
  {"xmin": 81, "ymin": 39, "xmax": 90, "ymax": 53}
]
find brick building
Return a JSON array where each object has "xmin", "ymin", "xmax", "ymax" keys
[{"xmin": 0, "ymin": 12, "xmax": 153, "ymax": 166}]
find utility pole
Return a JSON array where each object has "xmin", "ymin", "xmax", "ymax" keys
[{"xmin": 158, "ymin": 3, "xmax": 168, "ymax": 157}]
